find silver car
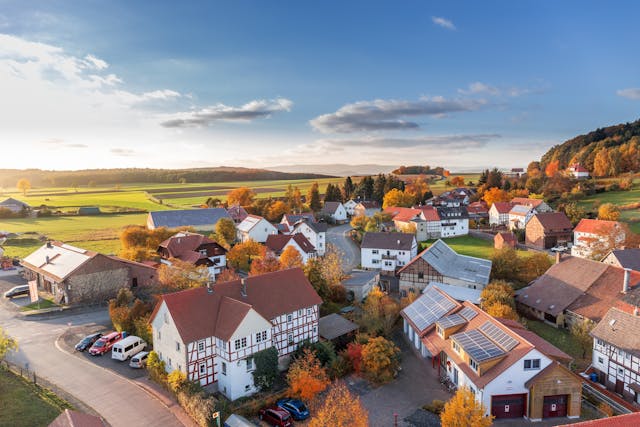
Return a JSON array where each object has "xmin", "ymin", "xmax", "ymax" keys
[{"xmin": 129, "ymin": 351, "xmax": 149, "ymax": 368}]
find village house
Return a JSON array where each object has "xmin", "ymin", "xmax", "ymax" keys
[
  {"xmin": 430, "ymin": 188, "xmax": 474, "ymax": 207},
  {"xmin": 398, "ymin": 239, "xmax": 491, "ymax": 293},
  {"xmin": 236, "ymin": 215, "xmax": 277, "ymax": 243},
  {"xmin": 571, "ymin": 219, "xmax": 625, "ymax": 259},
  {"xmin": 489, "ymin": 202, "xmax": 514, "ymax": 226},
  {"xmin": 494, "ymin": 232, "xmax": 517, "ymax": 250},
  {"xmin": 226, "ymin": 204, "xmax": 249, "ymax": 224},
  {"xmin": 525, "ymin": 212, "xmax": 573, "ymax": 250},
  {"xmin": 264, "ymin": 234, "xmax": 316, "ymax": 264},
  {"xmin": 343, "ymin": 199, "xmax": 358, "ymax": 216},
  {"xmin": 510, "ymin": 197, "xmax": 553, "ymax": 213},
  {"xmin": 515, "ymin": 255, "xmax": 640, "ymax": 328},
  {"xmin": 147, "ymin": 208, "xmax": 232, "ymax": 231},
  {"xmin": 602, "ymin": 248, "xmax": 640, "ymax": 272},
  {"xmin": 467, "ymin": 201, "xmax": 489, "ymax": 221},
  {"xmin": 568, "ymin": 163, "xmax": 590, "ymax": 179},
  {"xmin": 437, "ymin": 206, "xmax": 469, "ymax": 237},
  {"xmin": 291, "ymin": 218, "xmax": 327, "ymax": 256},
  {"xmin": 508, "ymin": 204, "xmax": 536, "ymax": 230},
  {"xmin": 280, "ymin": 213, "xmax": 316, "ymax": 229},
  {"xmin": 21, "ymin": 242, "xmax": 157, "ymax": 305},
  {"xmin": 149, "ymin": 268, "xmax": 322, "ymax": 401},
  {"xmin": 157, "ymin": 232, "xmax": 227, "ymax": 281},
  {"xmin": 0, "ymin": 197, "xmax": 31, "ymax": 214},
  {"xmin": 353, "ymin": 200, "xmax": 380, "ymax": 218},
  {"xmin": 590, "ymin": 307, "xmax": 640, "ymax": 404},
  {"xmin": 401, "ymin": 286, "xmax": 582, "ymax": 421},
  {"xmin": 384, "ymin": 207, "xmax": 431, "ymax": 241},
  {"xmin": 507, "ymin": 167, "xmax": 524, "ymax": 178},
  {"xmin": 320, "ymin": 201, "xmax": 348, "ymax": 223},
  {"xmin": 360, "ymin": 232, "xmax": 417, "ymax": 272}
]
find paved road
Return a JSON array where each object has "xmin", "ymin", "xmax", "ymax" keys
[
  {"xmin": 326, "ymin": 223, "xmax": 360, "ymax": 272},
  {"xmin": 0, "ymin": 275, "xmax": 184, "ymax": 427}
]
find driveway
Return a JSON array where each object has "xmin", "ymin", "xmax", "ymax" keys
[
  {"xmin": 326, "ymin": 223, "xmax": 360, "ymax": 272},
  {"xmin": 0, "ymin": 275, "xmax": 184, "ymax": 427}
]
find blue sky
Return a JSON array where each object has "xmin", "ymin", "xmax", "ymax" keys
[{"xmin": 1, "ymin": 1, "xmax": 639, "ymax": 171}]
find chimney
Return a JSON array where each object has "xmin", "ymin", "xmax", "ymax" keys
[
  {"xmin": 206, "ymin": 280, "xmax": 213, "ymax": 294},
  {"xmin": 634, "ymin": 306, "xmax": 640, "ymax": 317},
  {"xmin": 623, "ymin": 268, "xmax": 631, "ymax": 294},
  {"xmin": 45, "ymin": 255, "xmax": 50, "ymax": 264},
  {"xmin": 240, "ymin": 278, "xmax": 247, "ymax": 297},
  {"xmin": 555, "ymin": 252, "xmax": 562, "ymax": 264},
  {"xmin": 46, "ymin": 241, "xmax": 52, "ymax": 249}
]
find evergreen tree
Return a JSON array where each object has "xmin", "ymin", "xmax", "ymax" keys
[
  {"xmin": 343, "ymin": 176, "xmax": 355, "ymax": 200},
  {"xmin": 308, "ymin": 182, "xmax": 322, "ymax": 212}
]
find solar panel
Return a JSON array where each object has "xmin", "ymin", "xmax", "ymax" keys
[
  {"xmin": 459, "ymin": 306, "xmax": 478, "ymax": 321},
  {"xmin": 403, "ymin": 287, "xmax": 457, "ymax": 332},
  {"xmin": 437, "ymin": 314, "xmax": 466, "ymax": 330},
  {"xmin": 479, "ymin": 321, "xmax": 519, "ymax": 351},
  {"xmin": 452, "ymin": 330, "xmax": 505, "ymax": 362}
]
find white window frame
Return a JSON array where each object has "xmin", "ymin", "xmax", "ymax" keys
[
  {"xmin": 199, "ymin": 363, "xmax": 206, "ymax": 375},
  {"xmin": 198, "ymin": 340, "xmax": 205, "ymax": 352}
]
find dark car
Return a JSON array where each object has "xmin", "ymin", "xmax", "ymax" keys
[
  {"xmin": 258, "ymin": 406, "xmax": 293, "ymax": 427},
  {"xmin": 3, "ymin": 284, "xmax": 30, "ymax": 299},
  {"xmin": 74, "ymin": 333, "xmax": 103, "ymax": 352},
  {"xmin": 276, "ymin": 398, "xmax": 309, "ymax": 420}
]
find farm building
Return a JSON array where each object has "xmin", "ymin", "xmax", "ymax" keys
[
  {"xmin": 0, "ymin": 197, "xmax": 30, "ymax": 213},
  {"xmin": 147, "ymin": 208, "xmax": 231, "ymax": 231},
  {"xmin": 494, "ymin": 232, "xmax": 517, "ymax": 250}
]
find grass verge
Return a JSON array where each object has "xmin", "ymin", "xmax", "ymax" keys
[
  {"xmin": 525, "ymin": 320, "xmax": 590, "ymax": 370},
  {"xmin": 20, "ymin": 298, "xmax": 59, "ymax": 311}
]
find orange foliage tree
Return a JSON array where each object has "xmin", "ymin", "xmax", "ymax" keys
[
  {"xmin": 280, "ymin": 246, "xmax": 304, "ymax": 269},
  {"xmin": 484, "ymin": 302, "xmax": 518, "ymax": 320},
  {"xmin": 598, "ymin": 203, "xmax": 620, "ymax": 221},
  {"xmin": 266, "ymin": 200, "xmax": 289, "ymax": 222},
  {"xmin": 346, "ymin": 342, "xmax": 363, "ymax": 374},
  {"xmin": 287, "ymin": 348, "xmax": 330, "ymax": 401},
  {"xmin": 216, "ymin": 268, "xmax": 240, "ymax": 283},
  {"xmin": 450, "ymin": 176, "xmax": 465, "ymax": 187},
  {"xmin": 545, "ymin": 160, "xmax": 560, "ymax": 177},
  {"xmin": 441, "ymin": 387, "xmax": 493, "ymax": 427},
  {"xmin": 361, "ymin": 336, "xmax": 400, "ymax": 384},
  {"xmin": 157, "ymin": 259, "xmax": 210, "ymax": 291},
  {"xmin": 249, "ymin": 253, "xmax": 282, "ymax": 276},
  {"xmin": 382, "ymin": 188, "xmax": 416, "ymax": 208},
  {"xmin": 308, "ymin": 382, "xmax": 368, "ymax": 427},
  {"xmin": 227, "ymin": 240, "xmax": 265, "ymax": 271},
  {"xmin": 227, "ymin": 187, "xmax": 256, "ymax": 206},
  {"xmin": 482, "ymin": 187, "xmax": 509, "ymax": 207}
]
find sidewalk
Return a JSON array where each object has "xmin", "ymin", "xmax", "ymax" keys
[{"xmin": 132, "ymin": 377, "xmax": 199, "ymax": 427}]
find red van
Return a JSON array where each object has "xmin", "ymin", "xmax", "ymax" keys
[{"xmin": 89, "ymin": 332, "xmax": 122, "ymax": 356}]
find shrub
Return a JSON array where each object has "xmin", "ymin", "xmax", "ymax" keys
[
  {"xmin": 177, "ymin": 389, "xmax": 217, "ymax": 427},
  {"xmin": 423, "ymin": 399, "xmax": 445, "ymax": 414},
  {"xmin": 147, "ymin": 351, "xmax": 167, "ymax": 386},
  {"xmin": 329, "ymin": 353, "xmax": 352, "ymax": 379},
  {"xmin": 133, "ymin": 314, "xmax": 153, "ymax": 346},
  {"xmin": 327, "ymin": 285, "xmax": 347, "ymax": 303},
  {"xmin": 167, "ymin": 370, "xmax": 187, "ymax": 393},
  {"xmin": 253, "ymin": 347, "xmax": 279, "ymax": 391}
]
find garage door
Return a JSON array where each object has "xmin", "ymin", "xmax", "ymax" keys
[
  {"xmin": 543, "ymin": 394, "xmax": 567, "ymax": 418},
  {"xmin": 491, "ymin": 394, "xmax": 526, "ymax": 419}
]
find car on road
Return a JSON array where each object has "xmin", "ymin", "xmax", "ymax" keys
[
  {"xmin": 74, "ymin": 333, "xmax": 103, "ymax": 352},
  {"xmin": 550, "ymin": 245, "xmax": 568, "ymax": 253},
  {"xmin": 3, "ymin": 284, "xmax": 30, "ymax": 299},
  {"xmin": 89, "ymin": 331, "xmax": 122, "ymax": 356},
  {"xmin": 129, "ymin": 351, "xmax": 149, "ymax": 368},
  {"xmin": 276, "ymin": 398, "xmax": 309, "ymax": 420},
  {"xmin": 258, "ymin": 406, "xmax": 293, "ymax": 427}
]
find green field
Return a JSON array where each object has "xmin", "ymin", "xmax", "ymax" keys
[
  {"xmin": 419, "ymin": 235, "xmax": 536, "ymax": 260},
  {"xmin": 576, "ymin": 182, "xmax": 640, "ymax": 233},
  {"xmin": 0, "ymin": 369, "xmax": 70, "ymax": 426}
]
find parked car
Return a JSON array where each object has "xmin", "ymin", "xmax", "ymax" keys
[
  {"xmin": 129, "ymin": 351, "xmax": 149, "ymax": 368},
  {"xmin": 3, "ymin": 284, "xmax": 30, "ymax": 299},
  {"xmin": 550, "ymin": 245, "xmax": 568, "ymax": 253},
  {"xmin": 112, "ymin": 336, "xmax": 146, "ymax": 361},
  {"xmin": 74, "ymin": 333, "xmax": 102, "ymax": 352},
  {"xmin": 258, "ymin": 406, "xmax": 293, "ymax": 427},
  {"xmin": 276, "ymin": 398, "xmax": 309, "ymax": 420},
  {"xmin": 88, "ymin": 331, "xmax": 122, "ymax": 356}
]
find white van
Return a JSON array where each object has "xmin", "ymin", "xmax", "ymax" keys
[{"xmin": 111, "ymin": 336, "xmax": 146, "ymax": 361}]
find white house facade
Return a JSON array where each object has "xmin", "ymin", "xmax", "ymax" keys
[
  {"xmin": 360, "ymin": 232, "xmax": 417, "ymax": 271},
  {"xmin": 236, "ymin": 215, "xmax": 278, "ymax": 243},
  {"xmin": 489, "ymin": 202, "xmax": 513, "ymax": 226},
  {"xmin": 343, "ymin": 199, "xmax": 358, "ymax": 216},
  {"xmin": 292, "ymin": 220, "xmax": 327, "ymax": 256},
  {"xmin": 321, "ymin": 202, "xmax": 348, "ymax": 223}
]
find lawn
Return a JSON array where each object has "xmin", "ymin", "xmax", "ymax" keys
[
  {"xmin": 0, "ymin": 368, "xmax": 71, "ymax": 427},
  {"xmin": 20, "ymin": 298, "xmax": 59, "ymax": 311},
  {"xmin": 418, "ymin": 235, "xmax": 540, "ymax": 261},
  {"xmin": 576, "ymin": 186, "xmax": 640, "ymax": 233},
  {"xmin": 525, "ymin": 320, "xmax": 590, "ymax": 370}
]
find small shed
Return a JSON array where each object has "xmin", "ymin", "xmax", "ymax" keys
[
  {"xmin": 78, "ymin": 207, "xmax": 101, "ymax": 215},
  {"xmin": 319, "ymin": 313, "xmax": 358, "ymax": 348},
  {"xmin": 494, "ymin": 231, "xmax": 517, "ymax": 249},
  {"xmin": 342, "ymin": 269, "xmax": 379, "ymax": 302}
]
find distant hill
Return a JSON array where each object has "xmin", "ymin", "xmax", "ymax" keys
[
  {"xmin": 0, "ymin": 167, "xmax": 334, "ymax": 188},
  {"xmin": 540, "ymin": 119, "xmax": 640, "ymax": 170},
  {"xmin": 392, "ymin": 165, "xmax": 447, "ymax": 175},
  {"xmin": 268, "ymin": 164, "xmax": 396, "ymax": 176}
]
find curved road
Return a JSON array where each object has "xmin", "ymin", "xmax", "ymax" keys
[
  {"xmin": 326, "ymin": 223, "xmax": 360, "ymax": 272},
  {"xmin": 0, "ymin": 278, "xmax": 184, "ymax": 427}
]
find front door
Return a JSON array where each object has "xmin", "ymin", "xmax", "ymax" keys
[
  {"xmin": 615, "ymin": 380, "xmax": 624, "ymax": 395},
  {"xmin": 452, "ymin": 367, "xmax": 458, "ymax": 386}
]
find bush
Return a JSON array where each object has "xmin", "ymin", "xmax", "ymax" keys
[
  {"xmin": 329, "ymin": 353, "xmax": 352, "ymax": 379},
  {"xmin": 147, "ymin": 351, "xmax": 167, "ymax": 386},
  {"xmin": 133, "ymin": 314, "xmax": 153, "ymax": 346},
  {"xmin": 167, "ymin": 370, "xmax": 187, "ymax": 393},
  {"xmin": 253, "ymin": 347, "xmax": 279, "ymax": 391},
  {"xmin": 327, "ymin": 285, "xmax": 347, "ymax": 303},
  {"xmin": 423, "ymin": 399, "xmax": 445, "ymax": 414},
  {"xmin": 176, "ymin": 389, "xmax": 217, "ymax": 427}
]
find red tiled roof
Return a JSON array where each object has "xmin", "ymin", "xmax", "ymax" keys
[
  {"xmin": 384, "ymin": 206, "xmax": 423, "ymax": 222},
  {"xmin": 467, "ymin": 202, "xmax": 488, "ymax": 214},
  {"xmin": 569, "ymin": 163, "xmax": 589, "ymax": 173},
  {"xmin": 495, "ymin": 232, "xmax": 517, "ymax": 243},
  {"xmin": 150, "ymin": 268, "xmax": 322, "ymax": 343},
  {"xmin": 227, "ymin": 204, "xmax": 248, "ymax": 222},
  {"xmin": 158, "ymin": 232, "xmax": 226, "ymax": 263},
  {"xmin": 415, "ymin": 206, "xmax": 440, "ymax": 221},
  {"xmin": 555, "ymin": 413, "xmax": 640, "ymax": 427},
  {"xmin": 511, "ymin": 197, "xmax": 545, "ymax": 208},
  {"xmin": 574, "ymin": 218, "xmax": 621, "ymax": 235},
  {"xmin": 491, "ymin": 202, "xmax": 514, "ymax": 214},
  {"xmin": 265, "ymin": 234, "xmax": 316, "ymax": 254}
]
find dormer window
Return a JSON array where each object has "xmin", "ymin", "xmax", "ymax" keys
[
  {"xmin": 436, "ymin": 325, "xmax": 444, "ymax": 338},
  {"xmin": 469, "ymin": 359, "xmax": 479, "ymax": 371},
  {"xmin": 452, "ymin": 341, "xmax": 461, "ymax": 354}
]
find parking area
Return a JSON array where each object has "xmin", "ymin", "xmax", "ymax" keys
[{"xmin": 0, "ymin": 271, "xmax": 32, "ymax": 308}]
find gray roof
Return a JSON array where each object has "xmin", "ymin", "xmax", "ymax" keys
[
  {"xmin": 361, "ymin": 232, "xmax": 416, "ymax": 250},
  {"xmin": 405, "ymin": 239, "xmax": 491, "ymax": 286},
  {"xmin": 591, "ymin": 308, "xmax": 640, "ymax": 357},
  {"xmin": 0, "ymin": 197, "xmax": 30, "ymax": 208},
  {"xmin": 606, "ymin": 249, "xmax": 640, "ymax": 272},
  {"xmin": 427, "ymin": 282, "xmax": 482, "ymax": 305},
  {"xmin": 318, "ymin": 313, "xmax": 358, "ymax": 340},
  {"xmin": 321, "ymin": 201, "xmax": 342, "ymax": 214},
  {"xmin": 342, "ymin": 270, "xmax": 379, "ymax": 287},
  {"xmin": 148, "ymin": 208, "xmax": 231, "ymax": 229}
]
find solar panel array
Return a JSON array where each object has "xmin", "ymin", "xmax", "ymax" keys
[
  {"xmin": 403, "ymin": 287, "xmax": 457, "ymax": 332},
  {"xmin": 452, "ymin": 330, "xmax": 505, "ymax": 362},
  {"xmin": 437, "ymin": 314, "xmax": 466, "ymax": 330},
  {"xmin": 458, "ymin": 306, "xmax": 478, "ymax": 321},
  {"xmin": 479, "ymin": 321, "xmax": 519, "ymax": 351}
]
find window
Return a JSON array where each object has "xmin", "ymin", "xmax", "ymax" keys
[
  {"xmin": 245, "ymin": 384, "xmax": 251, "ymax": 391},
  {"xmin": 418, "ymin": 272, "xmax": 424, "ymax": 280},
  {"xmin": 598, "ymin": 357, "xmax": 604, "ymax": 364},
  {"xmin": 452, "ymin": 342, "xmax": 460, "ymax": 354},
  {"xmin": 199, "ymin": 249, "xmax": 207, "ymax": 256},
  {"xmin": 176, "ymin": 341, "xmax": 181, "ymax": 351},
  {"xmin": 261, "ymin": 331, "xmax": 267, "ymax": 341},
  {"xmin": 298, "ymin": 309, "xmax": 303, "ymax": 316},
  {"xmin": 241, "ymin": 337, "xmax": 247, "ymax": 347},
  {"xmin": 596, "ymin": 339, "xmax": 604, "ymax": 346},
  {"xmin": 234, "ymin": 338, "xmax": 247, "ymax": 350},
  {"xmin": 287, "ymin": 314, "xmax": 292, "ymax": 322},
  {"xmin": 198, "ymin": 341, "xmax": 205, "ymax": 352},
  {"xmin": 199, "ymin": 363, "xmax": 206, "ymax": 375},
  {"xmin": 256, "ymin": 332, "xmax": 263, "ymax": 343},
  {"xmin": 157, "ymin": 330, "xmax": 161, "ymax": 341},
  {"xmin": 436, "ymin": 326, "xmax": 444, "ymax": 338},
  {"xmin": 524, "ymin": 359, "xmax": 541, "ymax": 370},
  {"xmin": 288, "ymin": 334, "xmax": 294, "ymax": 345},
  {"xmin": 164, "ymin": 313, "xmax": 169, "ymax": 324},
  {"xmin": 618, "ymin": 367, "xmax": 624, "ymax": 375},
  {"xmin": 469, "ymin": 359, "xmax": 479, "ymax": 371},
  {"xmin": 246, "ymin": 358, "xmax": 253, "ymax": 371},
  {"xmin": 168, "ymin": 357, "xmax": 172, "ymax": 368},
  {"xmin": 372, "ymin": 250, "xmax": 379, "ymax": 254},
  {"xmin": 307, "ymin": 308, "xmax": 311, "ymax": 315},
  {"xmin": 372, "ymin": 259, "xmax": 379, "ymax": 264},
  {"xmin": 222, "ymin": 362, "xmax": 227, "ymax": 376}
]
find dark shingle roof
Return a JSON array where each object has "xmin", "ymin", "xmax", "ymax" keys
[
  {"xmin": 318, "ymin": 313, "xmax": 358, "ymax": 340},
  {"xmin": 591, "ymin": 308, "xmax": 640, "ymax": 357},
  {"xmin": 148, "ymin": 208, "xmax": 231, "ymax": 229},
  {"xmin": 361, "ymin": 232, "xmax": 415, "ymax": 250},
  {"xmin": 606, "ymin": 249, "xmax": 640, "ymax": 271}
]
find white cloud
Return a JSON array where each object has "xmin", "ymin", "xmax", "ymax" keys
[
  {"xmin": 459, "ymin": 82, "xmax": 500, "ymax": 96},
  {"xmin": 458, "ymin": 81, "xmax": 545, "ymax": 97},
  {"xmin": 617, "ymin": 88, "xmax": 640, "ymax": 100},
  {"xmin": 160, "ymin": 98, "xmax": 293, "ymax": 128},
  {"xmin": 310, "ymin": 97, "xmax": 486, "ymax": 133},
  {"xmin": 432, "ymin": 16, "xmax": 456, "ymax": 30}
]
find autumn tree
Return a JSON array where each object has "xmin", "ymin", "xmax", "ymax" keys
[
  {"xmin": 545, "ymin": 160, "xmax": 560, "ymax": 177},
  {"xmin": 249, "ymin": 253, "xmax": 282, "ymax": 276},
  {"xmin": 214, "ymin": 217, "xmax": 236, "ymax": 246},
  {"xmin": 441, "ymin": 387, "xmax": 493, "ymax": 427},
  {"xmin": 285, "ymin": 185, "xmax": 303, "ymax": 212},
  {"xmin": 490, "ymin": 248, "xmax": 520, "ymax": 281},
  {"xmin": 484, "ymin": 303, "xmax": 518, "ymax": 320},
  {"xmin": 16, "ymin": 178, "xmax": 31, "ymax": 196},
  {"xmin": 227, "ymin": 240, "xmax": 264, "ymax": 271},
  {"xmin": 562, "ymin": 202, "xmax": 588, "ymax": 225},
  {"xmin": 382, "ymin": 188, "xmax": 416, "ymax": 208},
  {"xmin": 308, "ymin": 182, "xmax": 322, "ymax": 212},
  {"xmin": 216, "ymin": 268, "xmax": 241, "ymax": 283},
  {"xmin": 266, "ymin": 200, "xmax": 289, "ymax": 222},
  {"xmin": 287, "ymin": 348, "xmax": 330, "ymax": 401},
  {"xmin": 480, "ymin": 280, "xmax": 515, "ymax": 310},
  {"xmin": 119, "ymin": 225, "xmax": 178, "ymax": 261},
  {"xmin": 346, "ymin": 342, "xmax": 363, "ymax": 374},
  {"xmin": 598, "ymin": 203, "xmax": 620, "ymax": 221},
  {"xmin": 342, "ymin": 176, "xmax": 355, "ymax": 200},
  {"xmin": 360, "ymin": 287, "xmax": 400, "ymax": 337},
  {"xmin": 320, "ymin": 244, "xmax": 346, "ymax": 287},
  {"xmin": 451, "ymin": 176, "xmax": 466, "ymax": 187},
  {"xmin": 517, "ymin": 252, "xmax": 552, "ymax": 284},
  {"xmin": 227, "ymin": 187, "xmax": 255, "ymax": 206},
  {"xmin": 593, "ymin": 149, "xmax": 612, "ymax": 177},
  {"xmin": 571, "ymin": 318, "xmax": 595, "ymax": 359},
  {"xmin": 0, "ymin": 326, "xmax": 18, "ymax": 362},
  {"xmin": 205, "ymin": 197, "xmax": 223, "ymax": 208},
  {"xmin": 361, "ymin": 336, "xmax": 400, "ymax": 384},
  {"xmin": 309, "ymin": 382, "xmax": 368, "ymax": 427},
  {"xmin": 304, "ymin": 258, "xmax": 329, "ymax": 300},
  {"xmin": 482, "ymin": 187, "xmax": 509, "ymax": 207},
  {"xmin": 157, "ymin": 259, "xmax": 210, "ymax": 291},
  {"xmin": 280, "ymin": 246, "xmax": 304, "ymax": 269},
  {"xmin": 406, "ymin": 175, "xmax": 432, "ymax": 203}
]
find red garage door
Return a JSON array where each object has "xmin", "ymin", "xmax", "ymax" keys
[
  {"xmin": 491, "ymin": 394, "xmax": 526, "ymax": 419},
  {"xmin": 543, "ymin": 394, "xmax": 568, "ymax": 418}
]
